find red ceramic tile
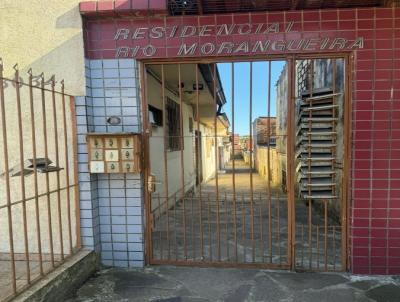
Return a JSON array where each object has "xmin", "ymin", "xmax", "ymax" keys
[
  {"xmin": 352, "ymin": 227, "xmax": 370, "ymax": 237},
  {"xmin": 353, "ymin": 219, "xmax": 370, "ymax": 228},
  {"xmin": 388, "ymin": 267, "xmax": 400, "ymax": 274},
  {"xmin": 339, "ymin": 20, "xmax": 356, "ymax": 31},
  {"xmin": 390, "ymin": 191, "xmax": 400, "ymax": 202},
  {"xmin": 357, "ymin": 9, "xmax": 374, "ymax": 19},
  {"xmin": 356, "ymin": 70, "xmax": 374, "ymax": 81},
  {"xmin": 389, "ymin": 247, "xmax": 400, "ymax": 257},
  {"xmin": 216, "ymin": 14, "xmax": 233, "ymax": 25},
  {"xmin": 371, "ymin": 247, "xmax": 387, "ymax": 257},
  {"xmin": 376, "ymin": 8, "xmax": 393, "ymax": 19},
  {"xmin": 375, "ymin": 73, "xmax": 392, "ymax": 82},
  {"xmin": 97, "ymin": 1, "xmax": 114, "ymax": 11},
  {"xmin": 352, "ymin": 267, "xmax": 370, "ymax": 274},
  {"xmin": 285, "ymin": 11, "xmax": 301, "ymax": 22},
  {"xmin": 250, "ymin": 12, "xmax": 267, "ymax": 24},
  {"xmin": 372, "ymin": 199, "xmax": 388, "ymax": 209},
  {"xmin": 353, "ymin": 256, "xmax": 369, "ymax": 266},
  {"xmin": 321, "ymin": 10, "xmax": 337, "ymax": 21},
  {"xmin": 358, "ymin": 20, "xmax": 374, "ymax": 30},
  {"xmin": 375, "ymin": 91, "xmax": 392, "ymax": 100},
  {"xmin": 353, "ymin": 247, "xmax": 369, "ymax": 257},
  {"xmin": 356, "ymin": 81, "xmax": 374, "ymax": 92},
  {"xmin": 372, "ymin": 179, "xmax": 389, "ymax": 190},
  {"xmin": 388, "ymin": 258, "xmax": 400, "ymax": 267},
  {"xmin": 150, "ymin": 0, "xmax": 167, "ymax": 10},
  {"xmin": 339, "ymin": 9, "xmax": 355, "ymax": 20},
  {"xmin": 115, "ymin": 0, "xmax": 131, "ymax": 11},
  {"xmin": 302, "ymin": 11, "xmax": 319, "ymax": 22},
  {"xmin": 389, "ymin": 238, "xmax": 400, "ymax": 247},
  {"xmin": 233, "ymin": 14, "xmax": 250, "ymax": 24},
  {"xmin": 131, "ymin": 0, "xmax": 148, "ymax": 10},
  {"xmin": 321, "ymin": 21, "xmax": 338, "ymax": 31},
  {"xmin": 354, "ymin": 140, "xmax": 372, "ymax": 150},
  {"xmin": 303, "ymin": 21, "xmax": 320, "ymax": 32},
  {"xmin": 376, "ymin": 19, "xmax": 393, "ymax": 29},
  {"xmin": 79, "ymin": 1, "xmax": 97, "ymax": 13},
  {"xmin": 268, "ymin": 12, "xmax": 284, "ymax": 23},
  {"xmin": 389, "ymin": 229, "xmax": 400, "ymax": 237},
  {"xmin": 371, "ymin": 218, "xmax": 387, "ymax": 228},
  {"xmin": 371, "ymin": 228, "xmax": 387, "ymax": 237},
  {"xmin": 371, "ymin": 238, "xmax": 387, "ymax": 248},
  {"xmin": 355, "ymin": 101, "xmax": 373, "ymax": 111},
  {"xmin": 353, "ymin": 199, "xmax": 370, "ymax": 208},
  {"xmin": 389, "ymin": 209, "xmax": 400, "ymax": 219},
  {"xmin": 375, "ymin": 29, "xmax": 393, "ymax": 40},
  {"xmin": 371, "ymin": 257, "xmax": 387, "ymax": 266},
  {"xmin": 371, "ymin": 267, "xmax": 387, "ymax": 274}
]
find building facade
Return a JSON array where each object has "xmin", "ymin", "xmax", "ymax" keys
[{"xmin": 1, "ymin": 0, "xmax": 400, "ymax": 277}]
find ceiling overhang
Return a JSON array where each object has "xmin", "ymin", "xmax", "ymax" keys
[{"xmin": 168, "ymin": 0, "xmax": 398, "ymax": 16}]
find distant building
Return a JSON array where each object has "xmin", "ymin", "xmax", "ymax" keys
[{"xmin": 253, "ymin": 117, "xmax": 277, "ymax": 147}]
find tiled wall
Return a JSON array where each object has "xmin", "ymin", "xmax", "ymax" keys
[
  {"xmin": 350, "ymin": 9, "xmax": 400, "ymax": 274},
  {"xmin": 76, "ymin": 58, "xmax": 144, "ymax": 267},
  {"xmin": 80, "ymin": 7, "xmax": 400, "ymax": 274}
]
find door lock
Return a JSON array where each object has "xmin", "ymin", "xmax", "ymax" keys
[{"xmin": 147, "ymin": 174, "xmax": 157, "ymax": 193}]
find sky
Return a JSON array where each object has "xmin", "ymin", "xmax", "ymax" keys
[{"xmin": 217, "ymin": 61, "xmax": 286, "ymax": 136}]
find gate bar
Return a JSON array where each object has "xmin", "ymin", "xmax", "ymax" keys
[
  {"xmin": 178, "ymin": 64, "xmax": 187, "ymax": 260},
  {"xmin": 174, "ymin": 193, "xmax": 178, "ymax": 260},
  {"xmin": 28, "ymin": 69, "xmax": 44, "ymax": 276},
  {"xmin": 51, "ymin": 76, "xmax": 64, "ymax": 261},
  {"xmin": 195, "ymin": 63, "xmax": 204, "ymax": 260},
  {"xmin": 213, "ymin": 63, "xmax": 221, "ymax": 261},
  {"xmin": 224, "ymin": 191, "xmax": 229, "ymax": 260},
  {"xmin": 267, "ymin": 61, "xmax": 273, "ymax": 263},
  {"xmin": 161, "ymin": 64, "xmax": 170, "ymax": 260},
  {"xmin": 241, "ymin": 194, "xmax": 246, "ymax": 262},
  {"xmin": 0, "ymin": 60, "xmax": 17, "ymax": 294},
  {"xmin": 287, "ymin": 56, "xmax": 296, "ymax": 270},
  {"xmin": 207, "ymin": 193, "xmax": 212, "ymax": 260},
  {"xmin": 308, "ymin": 60, "xmax": 314, "ymax": 269},
  {"xmin": 61, "ymin": 80, "xmax": 73, "ymax": 255},
  {"xmin": 14, "ymin": 66, "xmax": 31, "ymax": 283},
  {"xmin": 231, "ymin": 63, "xmax": 238, "ymax": 262},
  {"xmin": 249, "ymin": 62, "xmax": 255, "ymax": 263},
  {"xmin": 40, "ymin": 73, "xmax": 55, "ymax": 267}
]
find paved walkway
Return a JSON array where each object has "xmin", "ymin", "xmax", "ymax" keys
[{"xmin": 68, "ymin": 266, "xmax": 400, "ymax": 302}]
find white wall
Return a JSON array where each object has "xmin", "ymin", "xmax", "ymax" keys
[{"xmin": 147, "ymin": 74, "xmax": 196, "ymax": 211}]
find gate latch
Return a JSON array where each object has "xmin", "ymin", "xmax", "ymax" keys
[{"xmin": 147, "ymin": 174, "xmax": 158, "ymax": 193}]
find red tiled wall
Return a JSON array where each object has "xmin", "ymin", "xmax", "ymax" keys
[
  {"xmin": 80, "ymin": 0, "xmax": 168, "ymax": 16},
  {"xmin": 350, "ymin": 8, "xmax": 400, "ymax": 275},
  {"xmin": 81, "ymin": 7, "xmax": 400, "ymax": 274}
]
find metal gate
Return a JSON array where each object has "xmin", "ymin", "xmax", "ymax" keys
[
  {"xmin": 0, "ymin": 60, "xmax": 80, "ymax": 301},
  {"xmin": 142, "ymin": 56, "xmax": 348, "ymax": 271}
]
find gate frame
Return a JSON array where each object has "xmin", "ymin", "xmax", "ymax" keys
[{"xmin": 139, "ymin": 52, "xmax": 351, "ymax": 271}]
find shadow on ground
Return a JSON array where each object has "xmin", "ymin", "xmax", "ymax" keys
[{"xmin": 67, "ymin": 266, "xmax": 400, "ymax": 302}]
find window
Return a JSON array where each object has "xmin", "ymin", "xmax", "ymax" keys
[
  {"xmin": 166, "ymin": 97, "xmax": 182, "ymax": 151},
  {"xmin": 148, "ymin": 105, "xmax": 163, "ymax": 127}
]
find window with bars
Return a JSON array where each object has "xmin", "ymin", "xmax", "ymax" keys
[{"xmin": 166, "ymin": 97, "xmax": 182, "ymax": 151}]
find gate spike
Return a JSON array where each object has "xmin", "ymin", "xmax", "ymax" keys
[
  {"xmin": 27, "ymin": 68, "xmax": 33, "ymax": 76},
  {"xmin": 13, "ymin": 63, "xmax": 18, "ymax": 71}
]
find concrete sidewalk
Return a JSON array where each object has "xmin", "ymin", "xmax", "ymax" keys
[{"xmin": 67, "ymin": 266, "xmax": 400, "ymax": 302}]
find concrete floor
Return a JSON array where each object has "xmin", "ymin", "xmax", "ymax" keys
[
  {"xmin": 0, "ymin": 258, "xmax": 60, "ymax": 301},
  {"xmin": 151, "ymin": 159, "xmax": 341, "ymax": 270},
  {"xmin": 68, "ymin": 266, "xmax": 400, "ymax": 302}
]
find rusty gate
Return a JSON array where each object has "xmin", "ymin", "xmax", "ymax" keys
[
  {"xmin": 142, "ymin": 56, "xmax": 349, "ymax": 272},
  {"xmin": 0, "ymin": 60, "xmax": 80, "ymax": 301}
]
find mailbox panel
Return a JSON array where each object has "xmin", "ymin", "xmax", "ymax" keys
[{"xmin": 87, "ymin": 133, "xmax": 141, "ymax": 174}]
